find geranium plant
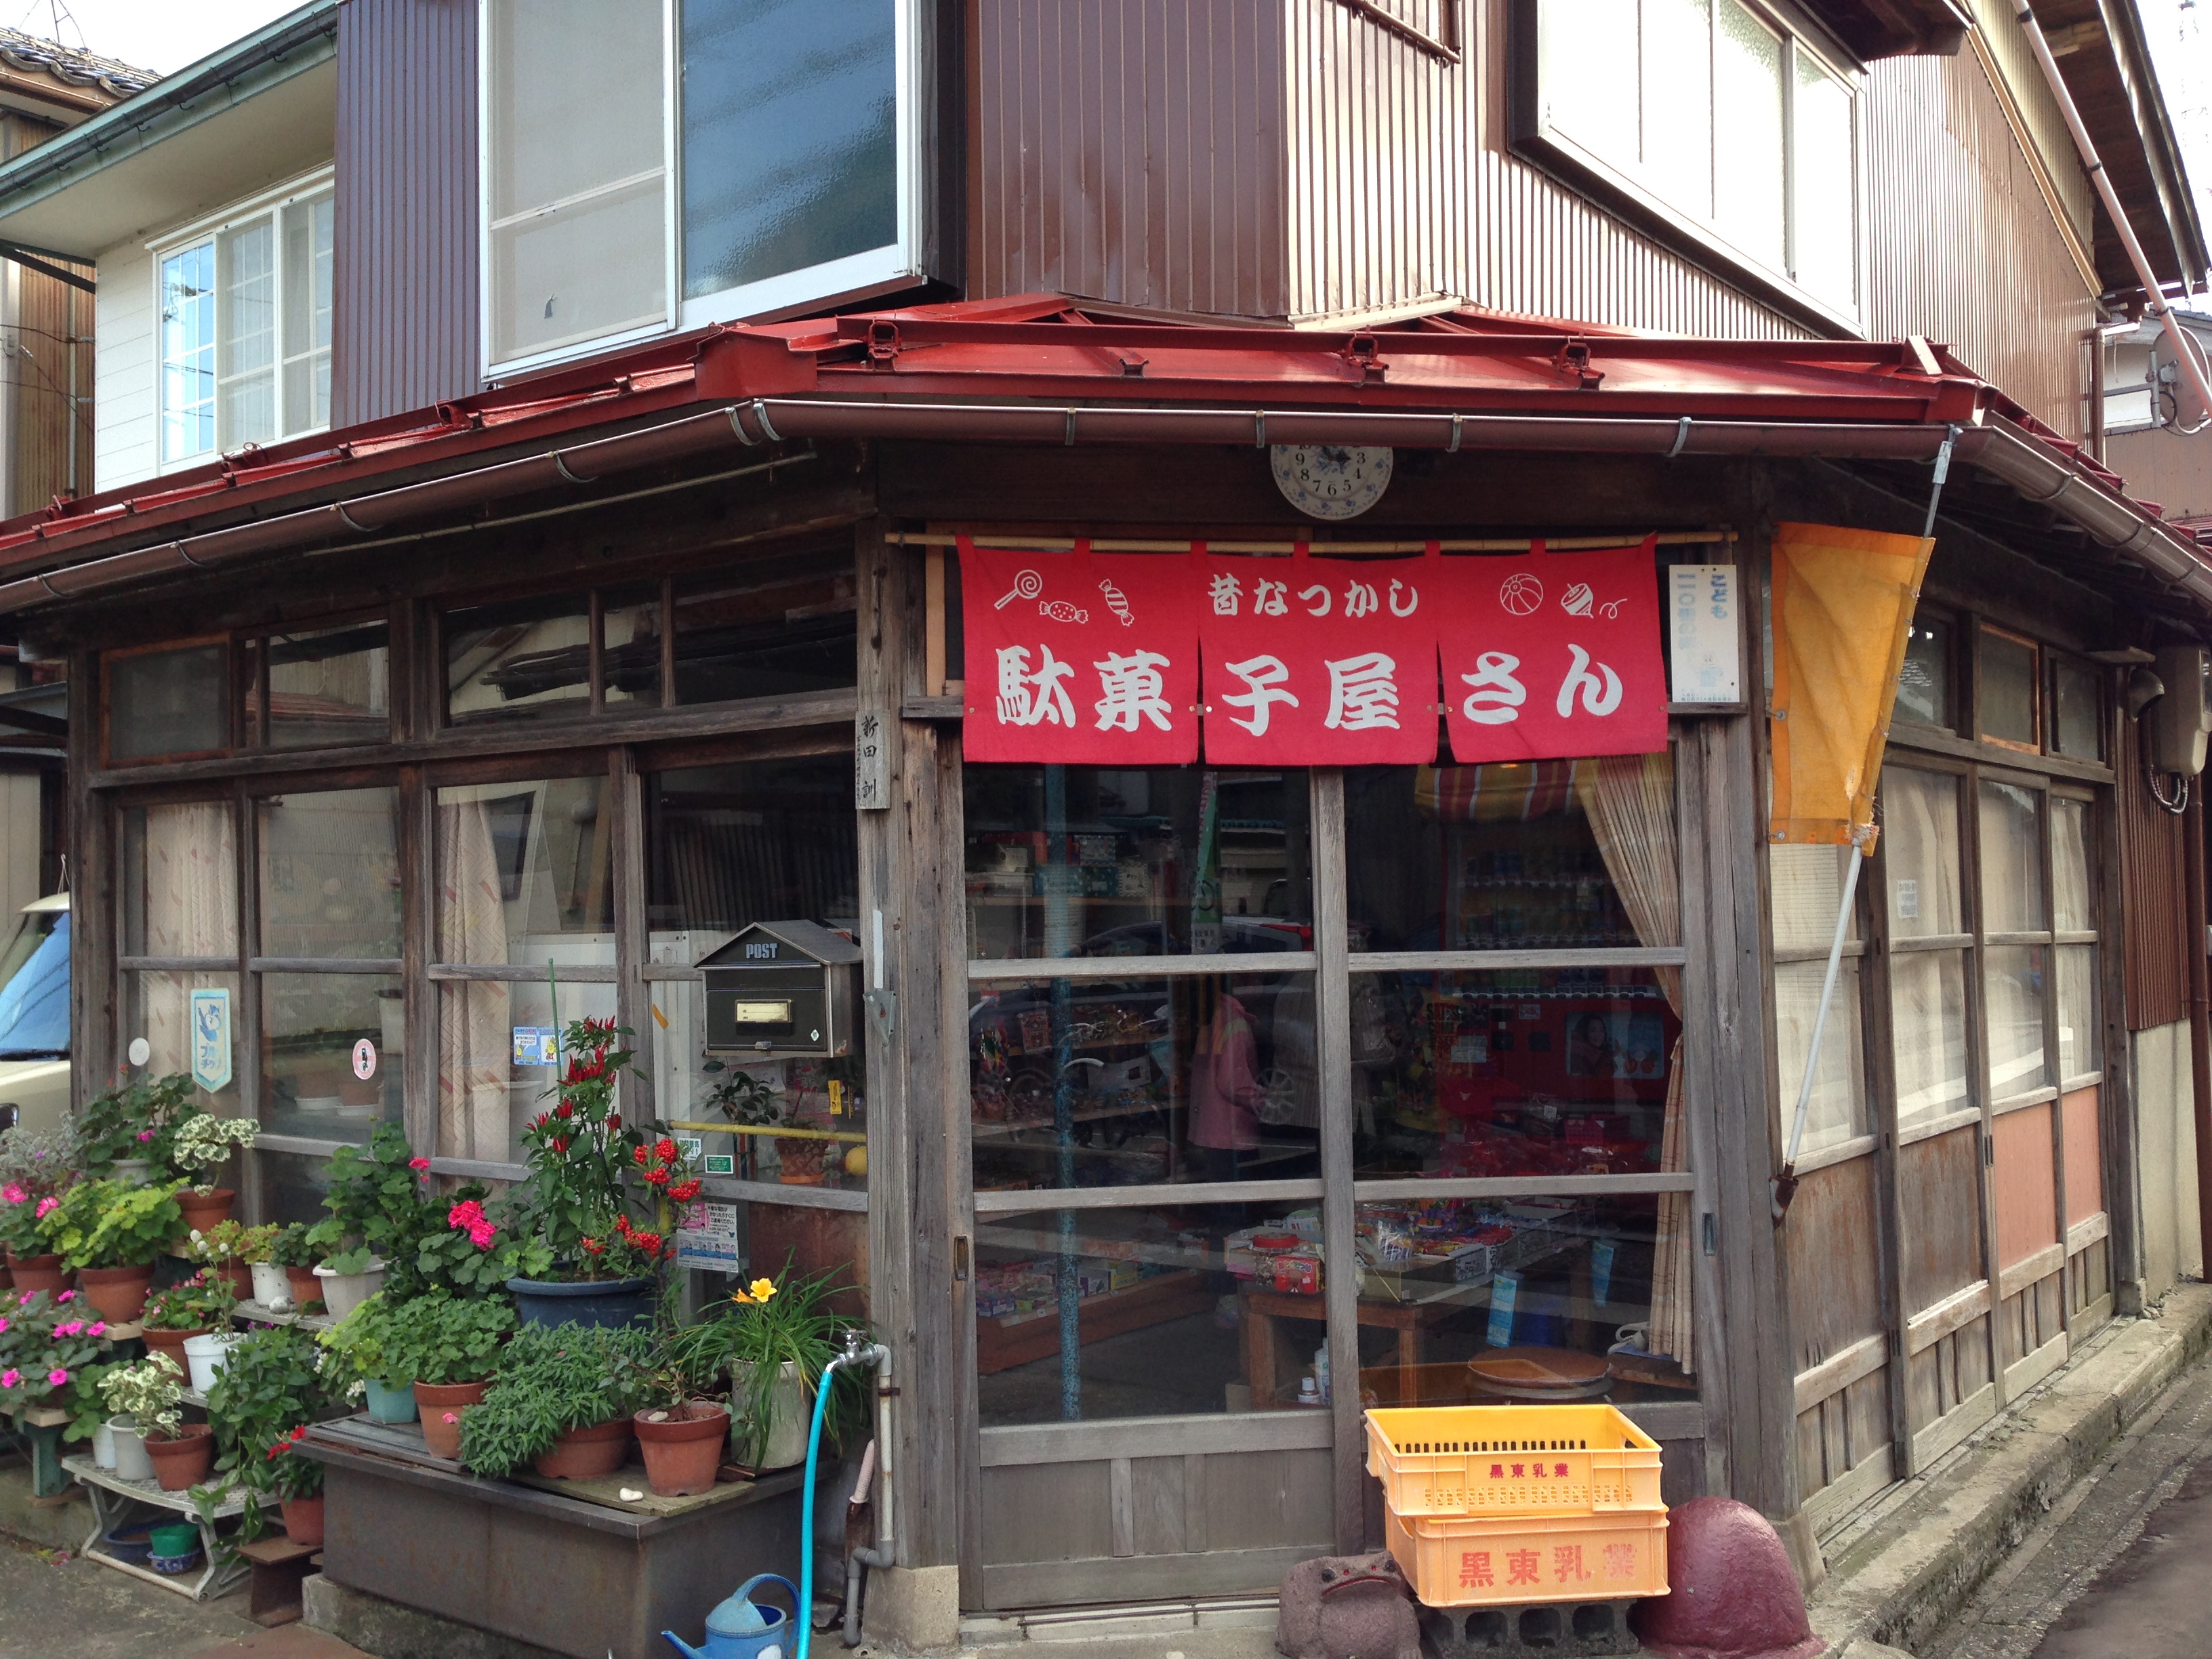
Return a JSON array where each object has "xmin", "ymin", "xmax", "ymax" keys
[
  {"xmin": 35, "ymin": 1178, "xmax": 186, "ymax": 1271},
  {"xmin": 206, "ymin": 1325, "xmax": 344, "ymax": 1486},
  {"xmin": 268, "ymin": 1223, "xmax": 321, "ymax": 1270},
  {"xmin": 0, "ymin": 1288, "xmax": 113, "ymax": 1421},
  {"xmin": 99, "ymin": 1351, "xmax": 186, "ymax": 1439},
  {"xmin": 75, "ymin": 1074, "xmax": 194, "ymax": 1173},
  {"xmin": 190, "ymin": 1220, "xmax": 278, "ymax": 1269},
  {"xmin": 316, "ymin": 1291, "xmax": 407, "ymax": 1389},
  {"xmin": 306, "ymin": 1123, "xmax": 430, "ymax": 1272},
  {"xmin": 168, "ymin": 1113, "xmax": 260, "ymax": 1193},
  {"xmin": 258, "ymin": 1425, "xmax": 325, "ymax": 1500},
  {"xmin": 141, "ymin": 1270, "xmax": 239, "ymax": 1333},
  {"xmin": 506, "ymin": 1017, "xmax": 651, "ymax": 1282}
]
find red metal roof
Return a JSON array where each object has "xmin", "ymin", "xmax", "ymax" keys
[{"xmin": 0, "ymin": 294, "xmax": 2148, "ymax": 588}]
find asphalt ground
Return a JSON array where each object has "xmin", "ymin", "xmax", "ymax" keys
[{"xmin": 1925, "ymin": 1345, "xmax": 2212, "ymax": 1659}]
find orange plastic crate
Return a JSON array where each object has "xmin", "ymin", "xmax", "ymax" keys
[
  {"xmin": 1364, "ymin": 1404, "xmax": 1662, "ymax": 1519},
  {"xmin": 1386, "ymin": 1505, "xmax": 1670, "ymax": 1607}
]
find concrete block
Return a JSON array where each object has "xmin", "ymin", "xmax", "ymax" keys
[
  {"xmin": 867, "ymin": 1562, "xmax": 963, "ymax": 1652},
  {"xmin": 303, "ymin": 1573, "xmax": 567, "ymax": 1659},
  {"xmin": 0, "ymin": 1460, "xmax": 93, "ymax": 1553}
]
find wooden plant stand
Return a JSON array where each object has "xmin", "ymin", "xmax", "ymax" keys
[{"xmin": 61, "ymin": 1453, "xmax": 275, "ymax": 1602}]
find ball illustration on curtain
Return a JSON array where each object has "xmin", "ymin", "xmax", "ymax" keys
[{"xmin": 1498, "ymin": 572, "xmax": 1545, "ymax": 616}]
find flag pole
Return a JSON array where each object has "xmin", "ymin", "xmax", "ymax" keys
[{"xmin": 1776, "ymin": 427, "xmax": 1957, "ymax": 1221}]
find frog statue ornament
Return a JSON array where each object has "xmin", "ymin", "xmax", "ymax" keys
[{"xmin": 1276, "ymin": 1551, "xmax": 1422, "ymax": 1659}]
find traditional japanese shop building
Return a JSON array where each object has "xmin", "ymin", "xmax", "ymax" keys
[{"xmin": 1, "ymin": 0, "xmax": 2209, "ymax": 1643}]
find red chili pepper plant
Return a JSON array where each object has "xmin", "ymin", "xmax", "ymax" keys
[{"xmin": 509, "ymin": 1018, "xmax": 657, "ymax": 1282}]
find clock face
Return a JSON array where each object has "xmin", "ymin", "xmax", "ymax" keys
[{"xmin": 1271, "ymin": 445, "xmax": 1393, "ymax": 520}]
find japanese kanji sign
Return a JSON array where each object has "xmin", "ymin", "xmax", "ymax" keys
[
  {"xmin": 960, "ymin": 537, "xmax": 1201, "ymax": 764},
  {"xmin": 1438, "ymin": 539, "xmax": 1668, "ymax": 765},
  {"xmin": 1200, "ymin": 550, "xmax": 1438, "ymax": 765}
]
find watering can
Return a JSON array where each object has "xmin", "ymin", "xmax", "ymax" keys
[{"xmin": 663, "ymin": 1573, "xmax": 799, "ymax": 1659}]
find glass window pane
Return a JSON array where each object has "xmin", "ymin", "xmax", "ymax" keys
[
  {"xmin": 1891, "ymin": 949, "xmax": 1968, "ymax": 1125},
  {"xmin": 438, "ymin": 978, "xmax": 615, "ymax": 1164},
  {"xmin": 966, "ymin": 766, "xmax": 1313, "ymax": 960},
  {"xmin": 970, "ymin": 972, "xmax": 1318, "ymax": 1190},
  {"xmin": 124, "ymin": 970, "xmax": 243, "ymax": 1117},
  {"xmin": 258, "ymin": 621, "xmax": 390, "ymax": 749},
  {"xmin": 280, "ymin": 194, "xmax": 334, "ymax": 435},
  {"xmin": 445, "ymin": 592, "xmax": 591, "ymax": 723},
  {"xmin": 1349, "ymin": 968, "xmax": 1681, "ymax": 1181},
  {"xmin": 1984, "ymin": 945, "xmax": 2048, "ymax": 1099},
  {"xmin": 647, "ymin": 757, "xmax": 858, "ymax": 963},
  {"xmin": 1791, "ymin": 54, "xmax": 1855, "ymax": 308},
  {"xmin": 652, "ymin": 1015, "xmax": 868, "ymax": 1191},
  {"xmin": 1979, "ymin": 781, "xmax": 2045, "ymax": 934},
  {"xmin": 1776, "ymin": 958, "xmax": 1865, "ymax": 1151},
  {"xmin": 1643, "ymin": 0, "xmax": 1713, "ymax": 218},
  {"xmin": 258, "ymin": 788, "xmax": 401, "ymax": 960},
  {"xmin": 1770, "ymin": 844, "xmax": 1858, "ymax": 951},
  {"xmin": 1980, "ymin": 629, "xmax": 2039, "ymax": 747},
  {"xmin": 2056, "ymin": 944, "xmax": 2100, "ymax": 1080},
  {"xmin": 262, "ymin": 975, "xmax": 401, "ymax": 1143},
  {"xmin": 0, "ymin": 908, "xmax": 68, "ymax": 1061},
  {"xmin": 2052, "ymin": 659, "xmax": 2102, "ymax": 759},
  {"xmin": 257, "ymin": 1147, "xmax": 338, "ymax": 1229},
  {"xmin": 109, "ymin": 644, "xmax": 227, "ymax": 760},
  {"xmin": 1354, "ymin": 1193, "xmax": 1673, "ymax": 1404},
  {"xmin": 435, "ymin": 777, "xmax": 615, "ymax": 966},
  {"xmin": 123, "ymin": 802, "xmax": 238, "ymax": 957},
  {"xmin": 1896, "ymin": 616, "xmax": 1951, "ymax": 729},
  {"xmin": 216, "ymin": 217, "xmax": 275, "ymax": 449},
  {"xmin": 672, "ymin": 553, "xmax": 858, "ymax": 705},
  {"xmin": 487, "ymin": 0, "xmax": 668, "ymax": 362},
  {"xmin": 602, "ymin": 586, "xmax": 663, "ymax": 709},
  {"xmin": 681, "ymin": 0, "xmax": 898, "ymax": 299},
  {"xmin": 160, "ymin": 242, "xmax": 215, "ymax": 463},
  {"xmin": 1544, "ymin": 0, "xmax": 1639, "ymax": 167},
  {"xmin": 1881, "ymin": 769, "xmax": 1963, "ymax": 937},
  {"xmin": 1714, "ymin": 0, "xmax": 1785, "ymax": 266},
  {"xmin": 1345, "ymin": 758, "xmax": 1675, "ymax": 952},
  {"xmin": 2052, "ymin": 799, "xmax": 2091, "ymax": 933}
]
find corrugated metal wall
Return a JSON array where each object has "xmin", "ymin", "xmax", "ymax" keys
[
  {"xmin": 334, "ymin": 0, "xmax": 481, "ymax": 426},
  {"xmin": 968, "ymin": 0, "xmax": 1290, "ymax": 318},
  {"xmin": 0, "ymin": 112, "xmax": 88, "ymax": 513},
  {"xmin": 2116, "ymin": 703, "xmax": 2188, "ymax": 1033}
]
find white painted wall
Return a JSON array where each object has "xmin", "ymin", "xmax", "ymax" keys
[
  {"xmin": 91, "ymin": 239, "xmax": 156, "ymax": 494},
  {"xmin": 2134, "ymin": 1021, "xmax": 2203, "ymax": 1300}
]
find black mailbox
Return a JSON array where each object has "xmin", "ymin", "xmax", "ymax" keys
[{"xmin": 699, "ymin": 921, "xmax": 861, "ymax": 1057}]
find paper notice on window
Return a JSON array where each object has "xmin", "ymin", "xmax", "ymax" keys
[
  {"xmin": 1668, "ymin": 564, "xmax": 1741, "ymax": 704},
  {"xmin": 675, "ymin": 1202, "xmax": 743, "ymax": 1274}
]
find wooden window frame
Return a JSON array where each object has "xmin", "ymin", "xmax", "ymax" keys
[{"xmin": 101, "ymin": 635, "xmax": 236, "ymax": 768}]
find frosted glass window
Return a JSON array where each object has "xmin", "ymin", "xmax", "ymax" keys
[
  {"xmin": 2052, "ymin": 800, "xmax": 2091, "ymax": 933},
  {"xmin": 159, "ymin": 243, "xmax": 215, "ymax": 464},
  {"xmin": 1882, "ymin": 771, "xmax": 1963, "ymax": 938},
  {"xmin": 1643, "ymin": 0, "xmax": 1713, "ymax": 216},
  {"xmin": 1792, "ymin": 54, "xmax": 1856, "ymax": 308},
  {"xmin": 1547, "ymin": 0, "xmax": 1640, "ymax": 166},
  {"xmin": 1893, "ymin": 951, "xmax": 1968, "ymax": 1126},
  {"xmin": 1984, "ymin": 946, "xmax": 2048, "ymax": 1100},
  {"xmin": 486, "ymin": 0, "xmax": 670, "ymax": 366},
  {"xmin": 1777, "ymin": 958, "xmax": 1865, "ymax": 1151},
  {"xmin": 1979, "ymin": 783, "xmax": 2044, "ymax": 935},
  {"xmin": 1770, "ymin": 844, "xmax": 1858, "ymax": 952},
  {"xmin": 1715, "ymin": 1, "xmax": 1785, "ymax": 266},
  {"xmin": 2056, "ymin": 945, "xmax": 2100, "ymax": 1080},
  {"xmin": 281, "ymin": 194, "xmax": 334, "ymax": 436},
  {"xmin": 217, "ymin": 218, "xmax": 275, "ymax": 449}
]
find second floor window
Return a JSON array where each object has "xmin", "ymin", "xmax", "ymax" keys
[{"xmin": 159, "ymin": 184, "xmax": 334, "ymax": 466}]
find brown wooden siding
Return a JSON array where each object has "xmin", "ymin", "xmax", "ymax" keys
[
  {"xmin": 1862, "ymin": 48, "xmax": 2096, "ymax": 441},
  {"xmin": 968, "ymin": 0, "xmax": 1290, "ymax": 319},
  {"xmin": 2116, "ymin": 699, "xmax": 2188, "ymax": 1032},
  {"xmin": 0, "ymin": 111, "xmax": 87, "ymax": 514},
  {"xmin": 333, "ymin": 0, "xmax": 480, "ymax": 426}
]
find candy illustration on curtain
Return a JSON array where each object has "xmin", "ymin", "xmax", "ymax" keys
[
  {"xmin": 959, "ymin": 537, "xmax": 1202, "ymax": 763},
  {"xmin": 1439, "ymin": 539, "xmax": 1668, "ymax": 764}
]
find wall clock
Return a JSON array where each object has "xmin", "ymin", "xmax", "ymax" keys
[{"xmin": 1270, "ymin": 444, "xmax": 1393, "ymax": 520}]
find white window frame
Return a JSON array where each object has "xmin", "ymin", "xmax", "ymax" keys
[
  {"xmin": 477, "ymin": 0, "xmax": 924, "ymax": 383},
  {"xmin": 148, "ymin": 168, "xmax": 336, "ymax": 474},
  {"xmin": 1514, "ymin": 0, "xmax": 1868, "ymax": 335}
]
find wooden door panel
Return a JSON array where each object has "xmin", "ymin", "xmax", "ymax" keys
[
  {"xmin": 2062, "ymin": 1087, "xmax": 2102, "ymax": 1226},
  {"xmin": 1900, "ymin": 1125, "xmax": 1984, "ymax": 1312},
  {"xmin": 1992, "ymin": 1103, "xmax": 2057, "ymax": 1271}
]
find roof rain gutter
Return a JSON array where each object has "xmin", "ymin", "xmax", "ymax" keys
[
  {"xmin": 0, "ymin": 396, "xmax": 2205, "ymax": 615},
  {"xmin": 2015, "ymin": 4, "xmax": 2212, "ymax": 422}
]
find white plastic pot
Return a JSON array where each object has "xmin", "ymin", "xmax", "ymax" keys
[
  {"xmin": 249, "ymin": 1262, "xmax": 290, "ymax": 1308},
  {"xmin": 108, "ymin": 1416, "xmax": 154, "ymax": 1483},
  {"xmin": 183, "ymin": 1331, "xmax": 242, "ymax": 1395},
  {"xmin": 729, "ymin": 1359, "xmax": 813, "ymax": 1470},
  {"xmin": 92, "ymin": 1418, "xmax": 117, "ymax": 1471},
  {"xmin": 313, "ymin": 1258, "xmax": 386, "ymax": 1321},
  {"xmin": 108, "ymin": 1158, "xmax": 152, "ymax": 1187}
]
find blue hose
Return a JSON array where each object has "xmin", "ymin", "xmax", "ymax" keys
[{"xmin": 794, "ymin": 1366, "xmax": 838, "ymax": 1659}]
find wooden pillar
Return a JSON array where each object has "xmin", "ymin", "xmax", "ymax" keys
[{"xmin": 66, "ymin": 646, "xmax": 109, "ymax": 1106}]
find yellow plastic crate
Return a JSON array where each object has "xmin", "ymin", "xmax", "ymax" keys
[
  {"xmin": 1364, "ymin": 1404, "xmax": 1662, "ymax": 1519},
  {"xmin": 1386, "ymin": 1505, "xmax": 1669, "ymax": 1607}
]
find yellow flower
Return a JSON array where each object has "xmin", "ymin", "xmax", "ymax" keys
[{"xmin": 747, "ymin": 1277, "xmax": 778, "ymax": 1304}]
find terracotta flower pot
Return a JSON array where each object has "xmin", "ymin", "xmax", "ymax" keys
[
  {"xmin": 633, "ymin": 1402, "xmax": 731, "ymax": 1497},
  {"xmin": 217, "ymin": 1262, "xmax": 253, "ymax": 1302},
  {"xmin": 176, "ymin": 1189, "xmax": 237, "ymax": 1235},
  {"xmin": 413, "ymin": 1379, "xmax": 490, "ymax": 1460},
  {"xmin": 76, "ymin": 1264, "xmax": 155, "ymax": 1324},
  {"xmin": 140, "ymin": 1326, "xmax": 207, "ymax": 1371},
  {"xmin": 775, "ymin": 1136, "xmax": 832, "ymax": 1184},
  {"xmin": 531, "ymin": 1417, "xmax": 632, "ymax": 1481},
  {"xmin": 284, "ymin": 1265, "xmax": 323, "ymax": 1311},
  {"xmin": 281, "ymin": 1495, "xmax": 325, "ymax": 1548},
  {"xmin": 3, "ymin": 1250, "xmax": 67, "ymax": 1297},
  {"xmin": 142, "ymin": 1426, "xmax": 213, "ymax": 1492}
]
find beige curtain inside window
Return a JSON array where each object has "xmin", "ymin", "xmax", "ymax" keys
[
  {"xmin": 139, "ymin": 803, "xmax": 238, "ymax": 1077},
  {"xmin": 1575, "ymin": 753, "xmax": 1692, "ymax": 1373},
  {"xmin": 437, "ymin": 801, "xmax": 512, "ymax": 1160}
]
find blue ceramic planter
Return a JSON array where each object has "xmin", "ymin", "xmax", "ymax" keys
[
  {"xmin": 364, "ymin": 1377, "xmax": 419, "ymax": 1423},
  {"xmin": 506, "ymin": 1275, "xmax": 656, "ymax": 1330}
]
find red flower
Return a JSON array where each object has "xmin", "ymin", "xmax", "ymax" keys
[
  {"xmin": 556, "ymin": 1102, "xmax": 573, "ymax": 1120},
  {"xmin": 550, "ymin": 1136, "xmax": 569, "ymax": 1154},
  {"xmin": 643, "ymin": 1167, "xmax": 670, "ymax": 1187},
  {"xmin": 655, "ymin": 1138, "xmax": 678, "ymax": 1164},
  {"xmin": 669, "ymin": 1179, "xmax": 701, "ymax": 1203},
  {"xmin": 581, "ymin": 1237, "xmax": 606, "ymax": 1255},
  {"xmin": 631, "ymin": 1146, "xmax": 649, "ymax": 1168},
  {"xmin": 608, "ymin": 1114, "xmax": 621, "ymax": 1130}
]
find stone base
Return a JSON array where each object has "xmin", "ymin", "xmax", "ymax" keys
[
  {"xmin": 865, "ymin": 1562, "xmax": 962, "ymax": 1652},
  {"xmin": 304, "ymin": 1573, "xmax": 569, "ymax": 1659},
  {"xmin": 1421, "ymin": 1597, "xmax": 1640, "ymax": 1657},
  {"xmin": 0, "ymin": 1459, "xmax": 93, "ymax": 1553}
]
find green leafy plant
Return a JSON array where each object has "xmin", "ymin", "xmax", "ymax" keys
[
  {"xmin": 35, "ymin": 1178, "xmax": 186, "ymax": 1270},
  {"xmin": 307, "ymin": 1123, "xmax": 430, "ymax": 1267},
  {"xmin": 316, "ymin": 1291, "xmax": 407, "ymax": 1388},
  {"xmin": 75, "ymin": 1074, "xmax": 194, "ymax": 1174},
  {"xmin": 504, "ymin": 1018, "xmax": 653, "ymax": 1284},
  {"xmin": 391, "ymin": 1292, "xmax": 516, "ymax": 1387},
  {"xmin": 456, "ymin": 1321, "xmax": 655, "ymax": 1477},
  {"xmin": 0, "ymin": 1288, "xmax": 116, "ymax": 1421},
  {"xmin": 0, "ymin": 1122, "xmax": 80, "ymax": 1257},
  {"xmin": 189, "ymin": 1220, "xmax": 276, "ymax": 1267},
  {"xmin": 257, "ymin": 1425, "xmax": 325, "ymax": 1500},
  {"xmin": 167, "ymin": 1114, "xmax": 260, "ymax": 1192},
  {"xmin": 268, "ymin": 1223, "xmax": 321, "ymax": 1270},
  {"xmin": 701, "ymin": 1060, "xmax": 787, "ymax": 1127},
  {"xmin": 405, "ymin": 1187, "xmax": 549, "ymax": 1296},
  {"xmin": 665, "ymin": 1263, "xmax": 867, "ymax": 1465},
  {"xmin": 140, "ymin": 1269, "xmax": 239, "ymax": 1333},
  {"xmin": 205, "ymin": 1325, "xmax": 344, "ymax": 1486},
  {"xmin": 99, "ymin": 1351, "xmax": 186, "ymax": 1439}
]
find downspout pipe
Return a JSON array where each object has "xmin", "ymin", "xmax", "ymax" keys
[
  {"xmin": 2188, "ymin": 785, "xmax": 2212, "ymax": 1278},
  {"xmin": 2014, "ymin": 4, "xmax": 2212, "ymax": 422}
]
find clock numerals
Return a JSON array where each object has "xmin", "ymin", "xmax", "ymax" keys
[{"xmin": 1271, "ymin": 445, "xmax": 1393, "ymax": 521}]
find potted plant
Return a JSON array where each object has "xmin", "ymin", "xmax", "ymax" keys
[
  {"xmin": 673, "ymin": 1265, "xmax": 864, "ymax": 1471},
  {"xmin": 0, "ymin": 1122, "xmax": 78, "ymax": 1293},
  {"xmin": 384, "ymin": 1294, "xmax": 517, "ymax": 1457},
  {"xmin": 502, "ymin": 1019, "xmax": 674, "ymax": 1330},
  {"xmin": 628, "ymin": 1352, "xmax": 731, "ymax": 1498},
  {"xmin": 98, "ymin": 1351, "xmax": 185, "ymax": 1485},
  {"xmin": 165, "ymin": 1113, "xmax": 261, "ymax": 1231},
  {"xmin": 138, "ymin": 1270, "xmax": 238, "ymax": 1371},
  {"xmin": 0, "ymin": 1286, "xmax": 115, "ymax": 1437},
  {"xmin": 457, "ymin": 1320, "xmax": 653, "ymax": 1480},
  {"xmin": 75, "ymin": 1074, "xmax": 192, "ymax": 1182},
  {"xmin": 206, "ymin": 1324, "xmax": 344, "ymax": 1508},
  {"xmin": 187, "ymin": 1220, "xmax": 274, "ymax": 1301},
  {"xmin": 35, "ymin": 1177, "xmax": 186, "ymax": 1322},
  {"xmin": 260, "ymin": 1424, "xmax": 327, "ymax": 1546},
  {"xmin": 270, "ymin": 1224, "xmax": 323, "ymax": 1311},
  {"xmin": 317, "ymin": 1291, "xmax": 415, "ymax": 1425},
  {"xmin": 304, "ymin": 1124, "xmax": 448, "ymax": 1315}
]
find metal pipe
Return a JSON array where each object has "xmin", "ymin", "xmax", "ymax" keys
[
  {"xmin": 813, "ymin": 1330, "xmax": 892, "ymax": 1650},
  {"xmin": 2014, "ymin": 3, "xmax": 2212, "ymax": 425}
]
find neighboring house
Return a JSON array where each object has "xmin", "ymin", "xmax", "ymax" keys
[{"xmin": 0, "ymin": 0, "xmax": 2209, "ymax": 1645}]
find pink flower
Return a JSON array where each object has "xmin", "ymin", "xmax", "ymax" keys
[
  {"xmin": 0, "ymin": 1369, "xmax": 17, "ymax": 1389},
  {"xmin": 1, "ymin": 1183, "xmax": 24, "ymax": 1204},
  {"xmin": 46, "ymin": 1368, "xmax": 66, "ymax": 1387},
  {"xmin": 54, "ymin": 1321, "xmax": 81, "ymax": 1336},
  {"xmin": 136, "ymin": 1130, "xmax": 155, "ymax": 1142},
  {"xmin": 33, "ymin": 1197, "xmax": 56, "ymax": 1218},
  {"xmin": 441, "ymin": 1412, "xmax": 457, "ymax": 1425},
  {"xmin": 466, "ymin": 1220, "xmax": 497, "ymax": 1250},
  {"xmin": 14, "ymin": 1293, "xmax": 28, "ymax": 1306},
  {"xmin": 54, "ymin": 1290, "xmax": 72, "ymax": 1303},
  {"xmin": 0, "ymin": 1317, "xmax": 8, "ymax": 1334},
  {"xmin": 409, "ymin": 1158, "xmax": 431, "ymax": 1172},
  {"xmin": 87, "ymin": 1322, "xmax": 105, "ymax": 1337}
]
